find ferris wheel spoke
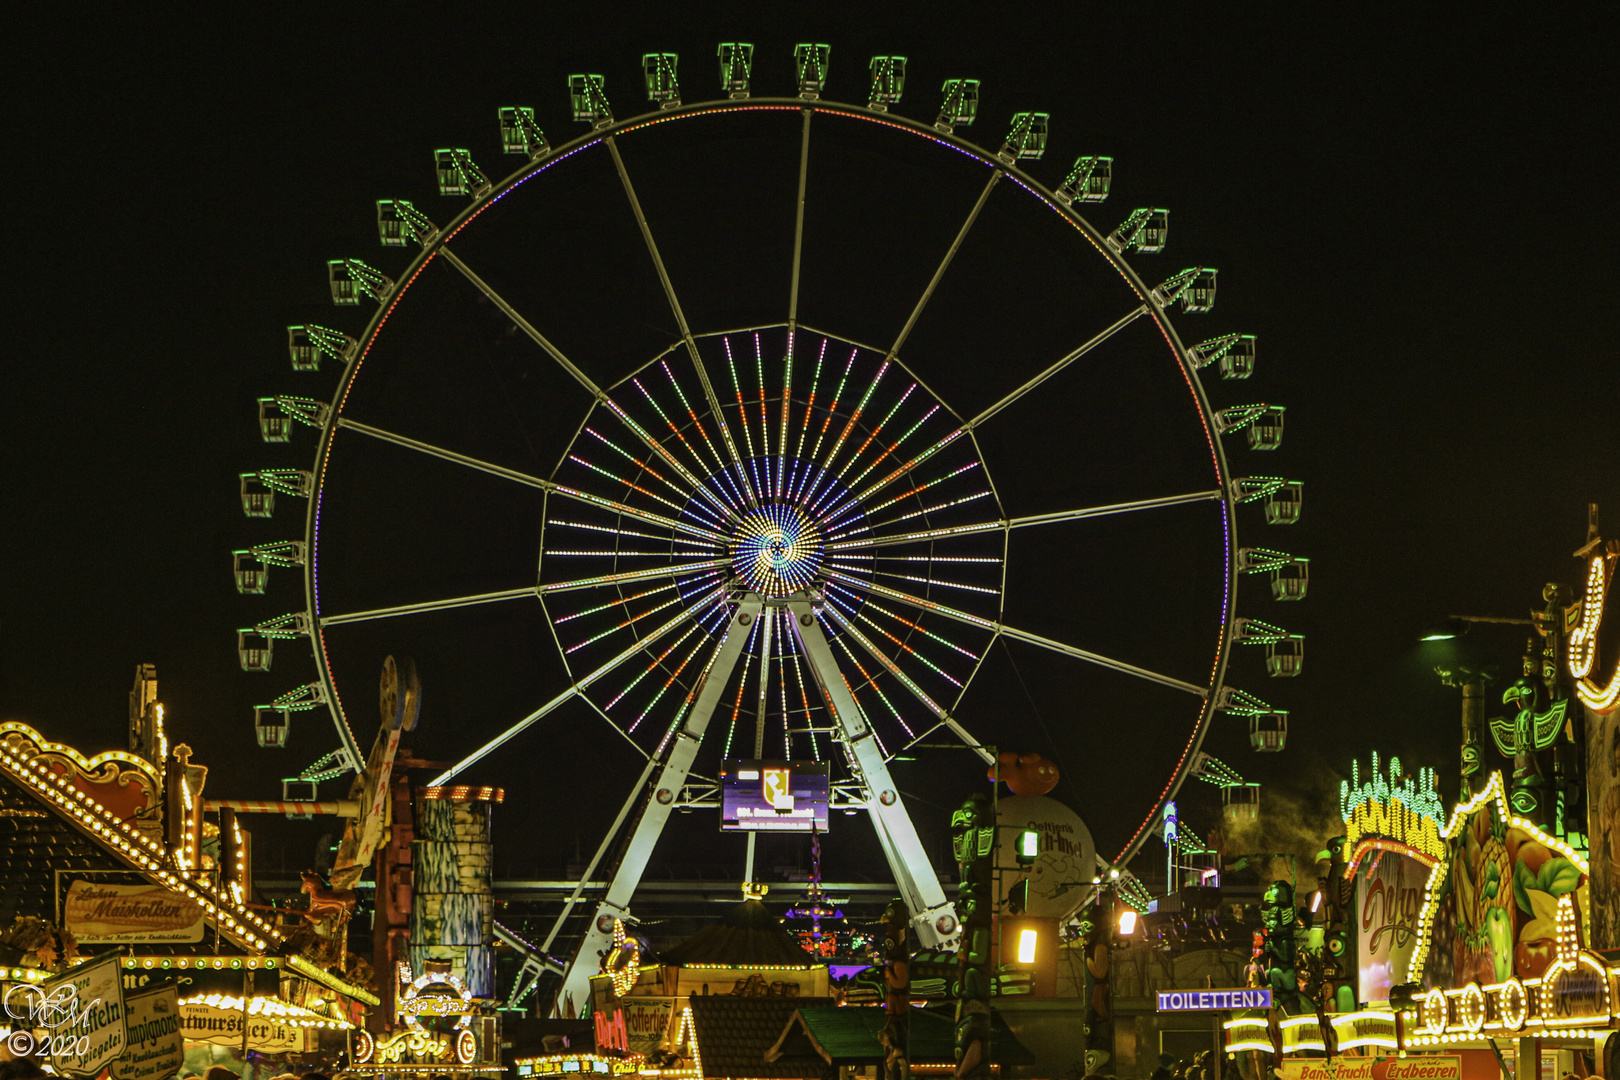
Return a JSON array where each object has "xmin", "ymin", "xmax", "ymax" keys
[
  {"xmin": 824, "ymin": 489, "xmax": 1225, "ymax": 551},
  {"xmin": 429, "ymin": 596, "xmax": 713, "ymax": 785},
  {"xmin": 629, "ymin": 363, "xmax": 748, "ymax": 522},
  {"xmin": 338, "ymin": 419, "xmax": 726, "ymax": 544},
  {"xmin": 320, "ymin": 586, "xmax": 539, "ymax": 628},
  {"xmin": 884, "ymin": 168, "xmax": 1004, "ymax": 363},
  {"xmin": 542, "ymin": 559, "xmax": 731, "ymax": 596},
  {"xmin": 408, "ymin": 248, "xmax": 738, "ymax": 523},
  {"xmin": 787, "ymin": 108, "xmax": 813, "ymax": 330},
  {"xmin": 821, "ymin": 570, "xmax": 1208, "ymax": 697},
  {"xmin": 820, "ymin": 600, "xmax": 953, "ymax": 715},
  {"xmin": 437, "ymin": 246, "xmax": 603, "ymax": 400},
  {"xmin": 605, "ymin": 136, "xmax": 755, "ymax": 505},
  {"xmin": 318, "ymin": 559, "xmax": 730, "ymax": 628},
  {"xmin": 965, "ymin": 304, "xmax": 1149, "ymax": 430}
]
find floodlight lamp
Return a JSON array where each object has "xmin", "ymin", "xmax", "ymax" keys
[
  {"xmin": 1016, "ymin": 928, "xmax": 1038, "ymax": 964},
  {"xmin": 1109, "ymin": 868, "xmax": 1120, "ymax": 880},
  {"xmin": 1310, "ymin": 890, "xmax": 1323, "ymax": 914},
  {"xmin": 1117, "ymin": 910, "xmax": 1137, "ymax": 936},
  {"xmin": 1016, "ymin": 829, "xmax": 1038, "ymax": 865}
]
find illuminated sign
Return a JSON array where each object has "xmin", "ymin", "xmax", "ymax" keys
[
  {"xmin": 595, "ymin": 1008, "xmax": 628, "ymax": 1052},
  {"xmin": 603, "ymin": 919, "xmax": 641, "ymax": 997},
  {"xmin": 63, "ymin": 880, "xmax": 205, "ymax": 944},
  {"xmin": 1356, "ymin": 851, "xmax": 1422, "ymax": 1002},
  {"xmin": 1569, "ymin": 547, "xmax": 1619, "ymax": 712},
  {"xmin": 1272, "ymin": 1059, "xmax": 1459, "ymax": 1080},
  {"xmin": 396, "ymin": 963, "xmax": 474, "ymax": 1033},
  {"xmin": 720, "ymin": 760, "xmax": 829, "ymax": 832},
  {"xmin": 1340, "ymin": 752, "xmax": 1445, "ymax": 874},
  {"xmin": 516, "ymin": 1054, "xmax": 643, "ymax": 1076},
  {"xmin": 1156, "ymin": 988, "xmax": 1271, "ymax": 1011}
]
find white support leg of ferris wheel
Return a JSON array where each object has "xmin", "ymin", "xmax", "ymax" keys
[
  {"xmin": 785, "ymin": 590, "xmax": 959, "ymax": 948},
  {"xmin": 552, "ymin": 592, "xmax": 764, "ymax": 1016}
]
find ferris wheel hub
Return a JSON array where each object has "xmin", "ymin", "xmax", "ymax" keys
[{"xmin": 730, "ymin": 502, "xmax": 824, "ymax": 597}]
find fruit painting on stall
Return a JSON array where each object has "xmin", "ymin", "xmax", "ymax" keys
[{"xmin": 1418, "ymin": 774, "xmax": 1587, "ymax": 988}]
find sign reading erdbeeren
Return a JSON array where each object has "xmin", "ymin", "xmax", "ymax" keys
[{"xmin": 1156, "ymin": 988, "xmax": 1272, "ymax": 1011}]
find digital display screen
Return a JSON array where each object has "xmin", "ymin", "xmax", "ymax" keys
[{"xmin": 720, "ymin": 760, "xmax": 830, "ymax": 832}]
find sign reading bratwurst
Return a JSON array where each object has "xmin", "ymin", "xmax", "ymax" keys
[
  {"xmin": 1275, "ymin": 1059, "xmax": 1461, "ymax": 1080},
  {"xmin": 64, "ymin": 880, "xmax": 204, "ymax": 944}
]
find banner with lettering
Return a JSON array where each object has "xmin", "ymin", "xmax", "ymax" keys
[
  {"xmin": 1276, "ymin": 1057, "xmax": 1460, "ymax": 1080},
  {"xmin": 1357, "ymin": 850, "xmax": 1423, "ymax": 1001},
  {"xmin": 178, "ymin": 1001, "xmax": 306, "ymax": 1052},
  {"xmin": 619, "ymin": 999, "xmax": 673, "ymax": 1057},
  {"xmin": 64, "ymin": 880, "xmax": 205, "ymax": 944},
  {"xmin": 45, "ymin": 953, "xmax": 128, "ymax": 1078},
  {"xmin": 111, "ymin": 986, "xmax": 183, "ymax": 1080}
]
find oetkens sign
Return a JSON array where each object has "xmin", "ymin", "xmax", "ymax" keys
[
  {"xmin": 1156, "ymin": 988, "xmax": 1272, "ymax": 1011},
  {"xmin": 1275, "ymin": 1058, "xmax": 1461, "ymax": 1080}
]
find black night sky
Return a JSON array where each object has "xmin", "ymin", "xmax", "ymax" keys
[{"xmin": 6, "ymin": 7, "xmax": 1616, "ymax": 892}]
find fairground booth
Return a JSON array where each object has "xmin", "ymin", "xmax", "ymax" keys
[
  {"xmin": 0, "ymin": 668, "xmax": 378, "ymax": 1080},
  {"xmin": 1221, "ymin": 516, "xmax": 1620, "ymax": 1080}
]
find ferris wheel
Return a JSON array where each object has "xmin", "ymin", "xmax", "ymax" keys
[{"xmin": 230, "ymin": 45, "xmax": 1307, "ymax": 1008}]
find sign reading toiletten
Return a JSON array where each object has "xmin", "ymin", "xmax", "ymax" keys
[{"xmin": 1156, "ymin": 988, "xmax": 1272, "ymax": 1012}]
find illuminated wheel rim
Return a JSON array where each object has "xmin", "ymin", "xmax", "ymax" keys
[{"xmin": 257, "ymin": 92, "xmax": 1257, "ymax": 868}]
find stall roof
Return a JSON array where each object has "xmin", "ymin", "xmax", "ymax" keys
[
  {"xmin": 660, "ymin": 900, "xmax": 817, "ymax": 968},
  {"xmin": 0, "ymin": 720, "xmax": 281, "ymax": 956},
  {"xmin": 767, "ymin": 1006, "xmax": 1035, "ymax": 1067},
  {"xmin": 686, "ymin": 995, "xmax": 835, "ymax": 1079}
]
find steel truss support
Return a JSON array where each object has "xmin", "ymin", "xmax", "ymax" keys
[
  {"xmin": 552, "ymin": 593, "xmax": 765, "ymax": 1013},
  {"xmin": 550, "ymin": 583, "xmax": 958, "ymax": 1016},
  {"xmin": 784, "ymin": 590, "xmax": 958, "ymax": 947}
]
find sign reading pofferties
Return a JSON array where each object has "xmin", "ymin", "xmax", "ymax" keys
[
  {"xmin": 63, "ymin": 880, "xmax": 205, "ymax": 944},
  {"xmin": 1156, "ymin": 988, "xmax": 1272, "ymax": 1011},
  {"xmin": 111, "ymin": 986, "xmax": 183, "ymax": 1080},
  {"xmin": 1275, "ymin": 1058, "xmax": 1460, "ymax": 1080}
]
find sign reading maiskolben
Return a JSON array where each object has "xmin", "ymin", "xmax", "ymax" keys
[
  {"xmin": 64, "ymin": 880, "xmax": 205, "ymax": 944},
  {"xmin": 45, "ymin": 953, "xmax": 127, "ymax": 1078},
  {"xmin": 111, "ymin": 986, "xmax": 184, "ymax": 1080}
]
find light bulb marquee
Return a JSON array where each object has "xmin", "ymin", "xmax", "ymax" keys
[
  {"xmin": 603, "ymin": 918, "xmax": 642, "ymax": 998},
  {"xmin": 1568, "ymin": 546, "xmax": 1619, "ymax": 713},
  {"xmin": 1407, "ymin": 770, "xmax": 1590, "ymax": 984},
  {"xmin": 1340, "ymin": 751, "xmax": 1446, "ymax": 875},
  {"xmin": 0, "ymin": 720, "xmax": 278, "ymax": 953},
  {"xmin": 1408, "ymin": 893, "xmax": 1613, "ymax": 1039},
  {"xmin": 352, "ymin": 964, "xmax": 485, "ymax": 1071}
]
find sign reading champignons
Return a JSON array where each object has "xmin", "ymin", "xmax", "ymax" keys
[
  {"xmin": 110, "ymin": 986, "xmax": 184, "ymax": 1080},
  {"xmin": 1156, "ymin": 988, "xmax": 1272, "ymax": 1012}
]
